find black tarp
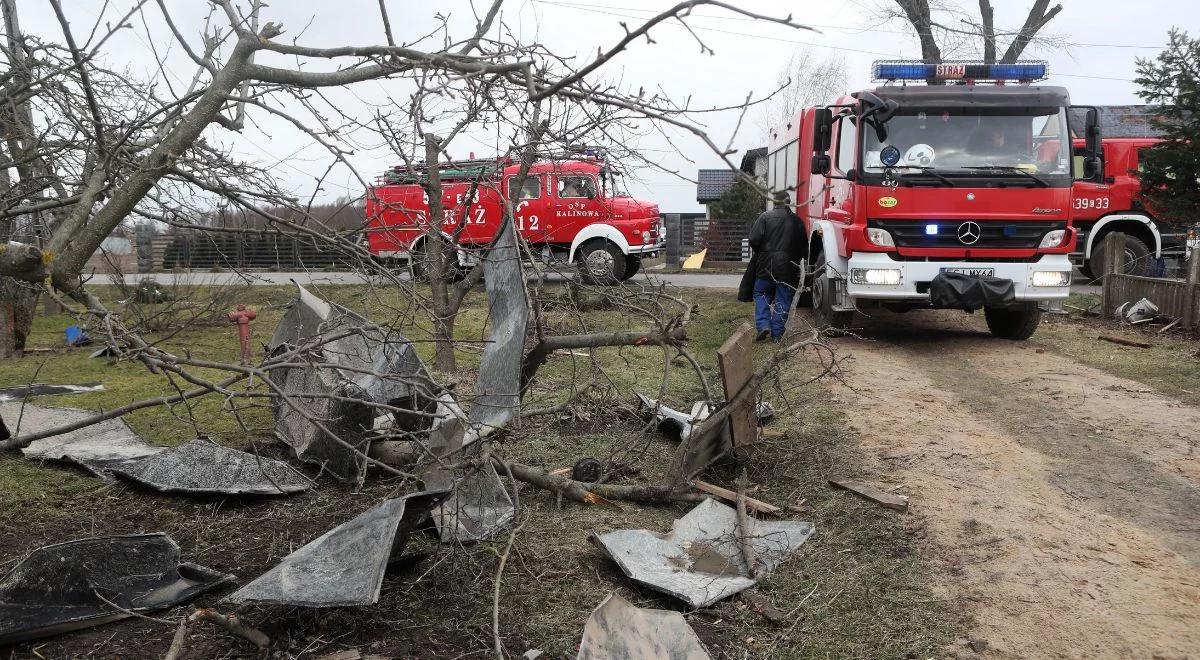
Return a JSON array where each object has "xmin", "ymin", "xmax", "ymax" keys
[{"xmin": 929, "ymin": 271, "xmax": 1016, "ymax": 311}]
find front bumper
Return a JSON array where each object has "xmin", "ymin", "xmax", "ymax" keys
[
  {"xmin": 627, "ymin": 237, "xmax": 666, "ymax": 255},
  {"xmin": 843, "ymin": 253, "xmax": 1072, "ymax": 302}
]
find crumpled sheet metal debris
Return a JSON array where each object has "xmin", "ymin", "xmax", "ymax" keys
[
  {"xmin": 429, "ymin": 219, "xmax": 525, "ymax": 543},
  {"xmin": 0, "ymin": 383, "xmax": 104, "ymax": 402},
  {"xmin": 3, "ymin": 402, "xmax": 162, "ymax": 480},
  {"xmin": 593, "ymin": 498, "xmax": 814, "ymax": 608},
  {"xmin": 108, "ymin": 438, "xmax": 311, "ymax": 496},
  {"xmin": 0, "ymin": 533, "xmax": 233, "ymax": 645},
  {"xmin": 1115, "ymin": 297, "xmax": 1160, "ymax": 323},
  {"xmin": 268, "ymin": 283, "xmax": 438, "ymax": 482},
  {"xmin": 224, "ymin": 489, "xmax": 449, "ymax": 607},
  {"xmin": 577, "ymin": 593, "xmax": 711, "ymax": 660}
]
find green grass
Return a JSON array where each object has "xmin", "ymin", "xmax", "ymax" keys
[{"xmin": 0, "ymin": 283, "xmax": 959, "ymax": 658}]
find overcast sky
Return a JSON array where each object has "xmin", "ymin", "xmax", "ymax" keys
[{"xmin": 15, "ymin": 0, "xmax": 1183, "ymax": 213}]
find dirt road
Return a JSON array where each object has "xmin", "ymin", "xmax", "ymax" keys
[{"xmin": 812, "ymin": 310, "xmax": 1200, "ymax": 659}]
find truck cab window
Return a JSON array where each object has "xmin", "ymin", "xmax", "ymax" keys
[
  {"xmin": 835, "ymin": 116, "xmax": 856, "ymax": 172},
  {"xmin": 559, "ymin": 176, "xmax": 597, "ymax": 199},
  {"xmin": 513, "ymin": 176, "xmax": 542, "ymax": 200}
]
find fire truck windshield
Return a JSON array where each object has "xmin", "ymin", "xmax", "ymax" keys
[{"xmin": 862, "ymin": 107, "xmax": 1071, "ymax": 183}]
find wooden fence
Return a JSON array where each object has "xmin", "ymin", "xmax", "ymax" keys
[{"xmin": 1102, "ymin": 233, "xmax": 1200, "ymax": 330}]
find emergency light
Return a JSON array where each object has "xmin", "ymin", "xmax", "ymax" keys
[{"xmin": 872, "ymin": 60, "xmax": 1048, "ymax": 83}]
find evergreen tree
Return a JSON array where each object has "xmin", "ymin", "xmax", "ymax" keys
[
  {"xmin": 708, "ymin": 178, "xmax": 767, "ymax": 220},
  {"xmin": 1133, "ymin": 29, "xmax": 1200, "ymax": 222}
]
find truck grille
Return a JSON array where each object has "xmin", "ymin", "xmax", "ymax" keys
[{"xmin": 869, "ymin": 219, "xmax": 1065, "ymax": 249}]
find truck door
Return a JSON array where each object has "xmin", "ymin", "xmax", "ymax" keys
[
  {"xmin": 1071, "ymin": 141, "xmax": 1112, "ymax": 222},
  {"xmin": 824, "ymin": 113, "xmax": 856, "ymax": 225},
  {"xmin": 505, "ymin": 174, "xmax": 549, "ymax": 243},
  {"xmin": 553, "ymin": 173, "xmax": 603, "ymax": 243}
]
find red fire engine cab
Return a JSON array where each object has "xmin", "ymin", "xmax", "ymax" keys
[
  {"xmin": 364, "ymin": 150, "xmax": 663, "ymax": 284},
  {"xmin": 1067, "ymin": 134, "xmax": 1187, "ymax": 278},
  {"xmin": 769, "ymin": 61, "xmax": 1100, "ymax": 340}
]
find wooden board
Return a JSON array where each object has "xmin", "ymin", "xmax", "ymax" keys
[
  {"xmin": 717, "ymin": 322, "xmax": 757, "ymax": 449},
  {"xmin": 693, "ymin": 479, "xmax": 781, "ymax": 515},
  {"xmin": 828, "ymin": 479, "xmax": 909, "ymax": 511}
]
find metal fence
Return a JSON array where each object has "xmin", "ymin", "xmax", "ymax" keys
[
  {"xmin": 1101, "ymin": 234, "xmax": 1200, "ymax": 330},
  {"xmin": 677, "ymin": 215, "xmax": 751, "ymax": 264},
  {"xmin": 139, "ymin": 233, "xmax": 356, "ymax": 271}
]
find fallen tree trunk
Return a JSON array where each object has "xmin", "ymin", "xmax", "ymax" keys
[
  {"xmin": 521, "ymin": 326, "xmax": 688, "ymax": 392},
  {"xmin": 495, "ymin": 458, "xmax": 705, "ymax": 506}
]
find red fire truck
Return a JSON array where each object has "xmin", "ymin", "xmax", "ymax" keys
[
  {"xmin": 768, "ymin": 61, "xmax": 1100, "ymax": 340},
  {"xmin": 364, "ymin": 151, "xmax": 664, "ymax": 284}
]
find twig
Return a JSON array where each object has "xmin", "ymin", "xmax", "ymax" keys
[
  {"xmin": 162, "ymin": 618, "xmax": 189, "ymax": 660},
  {"xmin": 734, "ymin": 470, "xmax": 758, "ymax": 578},
  {"xmin": 91, "ymin": 589, "xmax": 176, "ymax": 626},
  {"xmin": 188, "ymin": 608, "xmax": 269, "ymax": 649}
]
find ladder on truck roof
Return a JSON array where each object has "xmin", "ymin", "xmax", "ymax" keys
[{"xmin": 377, "ymin": 145, "xmax": 609, "ymax": 185}]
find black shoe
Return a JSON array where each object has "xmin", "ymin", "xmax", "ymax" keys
[{"xmin": 755, "ymin": 329, "xmax": 771, "ymax": 342}]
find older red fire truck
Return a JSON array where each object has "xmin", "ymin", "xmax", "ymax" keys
[
  {"xmin": 364, "ymin": 151, "xmax": 663, "ymax": 284},
  {"xmin": 769, "ymin": 61, "xmax": 1100, "ymax": 340}
]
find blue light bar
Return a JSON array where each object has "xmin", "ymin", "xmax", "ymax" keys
[{"xmin": 872, "ymin": 60, "xmax": 1048, "ymax": 83}]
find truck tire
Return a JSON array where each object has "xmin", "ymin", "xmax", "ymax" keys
[
  {"xmin": 576, "ymin": 240, "xmax": 626, "ymax": 285},
  {"xmin": 621, "ymin": 255, "xmax": 642, "ymax": 280},
  {"xmin": 811, "ymin": 250, "xmax": 853, "ymax": 330},
  {"xmin": 1090, "ymin": 232, "xmax": 1151, "ymax": 277},
  {"xmin": 984, "ymin": 305, "xmax": 1042, "ymax": 340}
]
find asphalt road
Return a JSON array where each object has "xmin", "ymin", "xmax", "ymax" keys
[{"xmin": 121, "ymin": 269, "xmax": 1102, "ymax": 295}]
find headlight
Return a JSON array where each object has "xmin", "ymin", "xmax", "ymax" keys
[
  {"xmin": 641, "ymin": 231, "xmax": 651, "ymax": 243},
  {"xmin": 1031, "ymin": 271, "xmax": 1070, "ymax": 287},
  {"xmin": 851, "ymin": 268, "xmax": 902, "ymax": 285},
  {"xmin": 1039, "ymin": 229, "xmax": 1067, "ymax": 248},
  {"xmin": 866, "ymin": 227, "xmax": 895, "ymax": 247}
]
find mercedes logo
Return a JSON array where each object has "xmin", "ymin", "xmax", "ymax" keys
[{"xmin": 957, "ymin": 221, "xmax": 981, "ymax": 245}]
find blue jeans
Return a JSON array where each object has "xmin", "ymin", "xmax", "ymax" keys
[{"xmin": 753, "ymin": 279, "xmax": 795, "ymax": 339}]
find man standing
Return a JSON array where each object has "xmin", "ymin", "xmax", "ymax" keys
[{"xmin": 747, "ymin": 191, "xmax": 807, "ymax": 341}]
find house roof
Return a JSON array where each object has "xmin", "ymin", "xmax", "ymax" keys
[
  {"xmin": 696, "ymin": 169, "xmax": 737, "ymax": 203},
  {"xmin": 740, "ymin": 147, "xmax": 767, "ymax": 174},
  {"xmin": 1069, "ymin": 105, "xmax": 1165, "ymax": 139}
]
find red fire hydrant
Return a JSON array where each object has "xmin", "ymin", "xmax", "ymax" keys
[{"xmin": 226, "ymin": 304, "xmax": 257, "ymax": 365}]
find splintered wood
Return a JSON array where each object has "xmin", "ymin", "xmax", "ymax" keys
[
  {"xmin": 829, "ymin": 479, "xmax": 909, "ymax": 511},
  {"xmin": 717, "ymin": 322, "xmax": 757, "ymax": 450}
]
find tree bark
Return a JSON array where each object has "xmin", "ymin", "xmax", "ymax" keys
[
  {"xmin": 495, "ymin": 458, "xmax": 705, "ymax": 506},
  {"xmin": 1000, "ymin": 0, "xmax": 1062, "ymax": 63},
  {"xmin": 424, "ymin": 133, "xmax": 456, "ymax": 372},
  {"xmin": 894, "ymin": 0, "xmax": 942, "ymax": 62},
  {"xmin": 978, "ymin": 0, "xmax": 997, "ymax": 63}
]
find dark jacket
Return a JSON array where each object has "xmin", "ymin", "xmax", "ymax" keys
[{"xmin": 748, "ymin": 206, "xmax": 807, "ymax": 286}]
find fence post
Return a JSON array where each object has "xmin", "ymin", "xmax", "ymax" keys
[
  {"xmin": 1185, "ymin": 249, "xmax": 1200, "ymax": 330},
  {"xmin": 664, "ymin": 213, "xmax": 681, "ymax": 269},
  {"xmin": 1101, "ymin": 233, "xmax": 1126, "ymax": 320}
]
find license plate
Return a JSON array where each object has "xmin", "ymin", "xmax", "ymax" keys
[{"xmin": 940, "ymin": 267, "xmax": 995, "ymax": 277}]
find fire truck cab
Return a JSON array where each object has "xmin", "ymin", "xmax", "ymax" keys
[
  {"xmin": 365, "ymin": 152, "xmax": 663, "ymax": 284},
  {"xmin": 770, "ymin": 61, "xmax": 1100, "ymax": 340}
]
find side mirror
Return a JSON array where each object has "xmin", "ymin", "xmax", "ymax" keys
[
  {"xmin": 844, "ymin": 168, "xmax": 858, "ymax": 182},
  {"xmin": 812, "ymin": 108, "xmax": 833, "ymax": 154},
  {"xmin": 812, "ymin": 154, "xmax": 831, "ymax": 176}
]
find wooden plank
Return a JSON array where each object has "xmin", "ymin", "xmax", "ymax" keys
[
  {"xmin": 693, "ymin": 479, "xmax": 781, "ymax": 515},
  {"xmin": 1098, "ymin": 334, "xmax": 1151, "ymax": 349},
  {"xmin": 717, "ymin": 322, "xmax": 757, "ymax": 449},
  {"xmin": 828, "ymin": 479, "xmax": 909, "ymax": 511}
]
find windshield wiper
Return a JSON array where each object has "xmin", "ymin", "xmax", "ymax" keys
[
  {"xmin": 962, "ymin": 165, "xmax": 1048, "ymax": 188},
  {"xmin": 895, "ymin": 166, "xmax": 956, "ymax": 187}
]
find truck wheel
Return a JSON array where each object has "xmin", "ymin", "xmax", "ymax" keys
[
  {"xmin": 984, "ymin": 305, "xmax": 1042, "ymax": 340},
  {"xmin": 621, "ymin": 255, "xmax": 642, "ymax": 280},
  {"xmin": 1091, "ymin": 232, "xmax": 1151, "ymax": 277},
  {"xmin": 812, "ymin": 251, "xmax": 853, "ymax": 330},
  {"xmin": 576, "ymin": 240, "xmax": 626, "ymax": 285}
]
